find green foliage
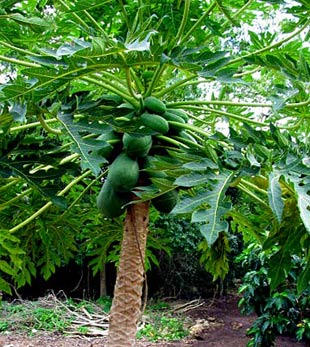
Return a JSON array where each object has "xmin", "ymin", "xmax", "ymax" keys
[
  {"xmin": 238, "ymin": 243, "xmax": 310, "ymax": 346},
  {"xmin": 297, "ymin": 319, "xmax": 310, "ymax": 341},
  {"xmin": 0, "ymin": 321, "xmax": 9, "ymax": 332},
  {"xmin": 57, "ymin": 115, "xmax": 112, "ymax": 175},
  {"xmin": 199, "ymin": 232, "xmax": 231, "ymax": 281},
  {"xmin": 0, "ymin": 174, "xmax": 102, "ymax": 291},
  {"xmin": 137, "ymin": 314, "xmax": 189, "ymax": 342},
  {"xmin": 81, "ymin": 207, "xmax": 171, "ymax": 275},
  {"xmin": 149, "ymin": 214, "xmax": 218, "ymax": 298},
  {"xmin": 173, "ymin": 160, "xmax": 234, "ymax": 246},
  {"xmin": 96, "ymin": 296, "xmax": 112, "ymax": 314},
  {"xmin": 0, "ymin": 296, "xmax": 114, "ymax": 336},
  {"xmin": 32, "ymin": 307, "xmax": 70, "ymax": 332},
  {"xmin": 0, "ymin": 0, "xmax": 310, "ymax": 306},
  {"xmin": 0, "ymin": 301, "xmax": 71, "ymax": 334}
]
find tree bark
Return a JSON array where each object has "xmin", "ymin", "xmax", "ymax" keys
[
  {"xmin": 99, "ymin": 265, "xmax": 107, "ymax": 298},
  {"xmin": 106, "ymin": 200, "xmax": 150, "ymax": 347}
]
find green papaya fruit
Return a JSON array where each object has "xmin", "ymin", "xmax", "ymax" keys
[
  {"xmin": 123, "ymin": 133, "xmax": 152, "ymax": 158},
  {"xmin": 97, "ymin": 179, "xmax": 130, "ymax": 218},
  {"xmin": 108, "ymin": 152, "xmax": 139, "ymax": 192},
  {"xmin": 140, "ymin": 112, "xmax": 169, "ymax": 134},
  {"xmin": 162, "ymin": 111, "xmax": 186, "ymax": 124},
  {"xmin": 152, "ymin": 189, "xmax": 178, "ymax": 213},
  {"xmin": 98, "ymin": 129, "xmax": 122, "ymax": 160},
  {"xmin": 166, "ymin": 108, "xmax": 189, "ymax": 122},
  {"xmin": 144, "ymin": 96, "xmax": 167, "ymax": 115}
]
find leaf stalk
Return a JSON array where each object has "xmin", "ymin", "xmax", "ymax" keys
[{"xmin": 9, "ymin": 170, "xmax": 92, "ymax": 234}]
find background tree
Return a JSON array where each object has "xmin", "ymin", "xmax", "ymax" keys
[{"xmin": 1, "ymin": 1, "xmax": 310, "ymax": 346}]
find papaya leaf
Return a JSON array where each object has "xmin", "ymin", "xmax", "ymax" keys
[
  {"xmin": 199, "ymin": 232, "xmax": 230, "ymax": 281},
  {"xmin": 268, "ymin": 249, "xmax": 292, "ymax": 291},
  {"xmin": 55, "ymin": 38, "xmax": 92, "ymax": 57},
  {"xmin": 0, "ymin": 277, "xmax": 11, "ymax": 295},
  {"xmin": 172, "ymin": 170, "xmax": 234, "ymax": 245},
  {"xmin": 170, "ymin": 47, "xmax": 227, "ymax": 66},
  {"xmin": 171, "ymin": 190, "xmax": 210, "ymax": 214},
  {"xmin": 9, "ymin": 13, "xmax": 50, "ymax": 28},
  {"xmin": 297, "ymin": 258, "xmax": 310, "ymax": 293},
  {"xmin": 8, "ymin": 101, "xmax": 27, "ymax": 122},
  {"xmin": 294, "ymin": 178, "xmax": 310, "ymax": 233},
  {"xmin": 175, "ymin": 171, "xmax": 216, "ymax": 187},
  {"xmin": 268, "ymin": 171, "xmax": 284, "ymax": 223},
  {"xmin": 0, "ymin": 135, "xmax": 78, "ymax": 207},
  {"xmin": 125, "ymin": 31, "xmax": 155, "ymax": 52},
  {"xmin": 132, "ymin": 185, "xmax": 159, "ymax": 202},
  {"xmin": 214, "ymin": 0, "xmax": 240, "ymax": 27},
  {"xmin": 58, "ymin": 113, "xmax": 109, "ymax": 175},
  {"xmin": 150, "ymin": 178, "xmax": 176, "ymax": 190},
  {"xmin": 0, "ymin": 260, "xmax": 15, "ymax": 276},
  {"xmin": 200, "ymin": 221, "xmax": 227, "ymax": 246},
  {"xmin": 182, "ymin": 158, "xmax": 218, "ymax": 171},
  {"xmin": 270, "ymin": 123, "xmax": 290, "ymax": 148},
  {"xmin": 271, "ymin": 155, "xmax": 310, "ymax": 232}
]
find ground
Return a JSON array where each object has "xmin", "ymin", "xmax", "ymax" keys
[{"xmin": 0, "ymin": 295, "xmax": 307, "ymax": 347}]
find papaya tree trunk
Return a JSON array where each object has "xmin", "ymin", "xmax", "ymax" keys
[{"xmin": 107, "ymin": 200, "xmax": 150, "ymax": 347}]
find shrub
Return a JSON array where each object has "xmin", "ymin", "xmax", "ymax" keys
[{"xmin": 238, "ymin": 243, "xmax": 310, "ymax": 346}]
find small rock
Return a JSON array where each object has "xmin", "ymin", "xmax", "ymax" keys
[
  {"xmin": 196, "ymin": 319, "xmax": 205, "ymax": 324},
  {"xmin": 189, "ymin": 323, "xmax": 206, "ymax": 340},
  {"xmin": 231, "ymin": 321, "xmax": 243, "ymax": 330},
  {"xmin": 207, "ymin": 316, "xmax": 216, "ymax": 322}
]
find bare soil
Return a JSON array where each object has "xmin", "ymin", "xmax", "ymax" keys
[{"xmin": 0, "ymin": 295, "xmax": 307, "ymax": 347}]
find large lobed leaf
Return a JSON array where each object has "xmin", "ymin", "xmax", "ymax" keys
[
  {"xmin": 268, "ymin": 171, "xmax": 284, "ymax": 223},
  {"xmin": 293, "ymin": 178, "xmax": 310, "ymax": 233},
  {"xmin": 172, "ymin": 168, "xmax": 234, "ymax": 246},
  {"xmin": 58, "ymin": 113, "xmax": 111, "ymax": 175},
  {"xmin": 0, "ymin": 133, "xmax": 79, "ymax": 207},
  {"xmin": 273, "ymin": 155, "xmax": 310, "ymax": 233}
]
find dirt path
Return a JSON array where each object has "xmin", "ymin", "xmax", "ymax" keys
[
  {"xmin": 182, "ymin": 295, "xmax": 307, "ymax": 347},
  {"xmin": 0, "ymin": 295, "xmax": 307, "ymax": 347}
]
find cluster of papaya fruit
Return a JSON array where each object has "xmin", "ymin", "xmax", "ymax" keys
[
  {"xmin": 97, "ymin": 96, "xmax": 191, "ymax": 218},
  {"xmin": 140, "ymin": 96, "xmax": 189, "ymax": 134}
]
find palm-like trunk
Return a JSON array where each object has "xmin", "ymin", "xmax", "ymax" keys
[{"xmin": 107, "ymin": 200, "xmax": 150, "ymax": 347}]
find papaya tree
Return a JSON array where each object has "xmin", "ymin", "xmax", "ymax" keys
[{"xmin": 1, "ymin": 1, "xmax": 310, "ymax": 346}]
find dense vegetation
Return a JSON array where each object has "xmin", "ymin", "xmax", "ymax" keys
[{"xmin": 0, "ymin": 0, "xmax": 310, "ymax": 346}]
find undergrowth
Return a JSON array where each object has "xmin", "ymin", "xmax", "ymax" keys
[
  {"xmin": 0, "ymin": 293, "xmax": 109, "ymax": 336},
  {"xmin": 137, "ymin": 300, "xmax": 189, "ymax": 341},
  {"xmin": 0, "ymin": 293, "xmax": 190, "ymax": 341}
]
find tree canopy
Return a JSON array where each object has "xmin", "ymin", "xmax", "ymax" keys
[{"xmin": 0, "ymin": 0, "xmax": 310, "ymax": 296}]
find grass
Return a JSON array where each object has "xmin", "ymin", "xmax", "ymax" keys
[
  {"xmin": 0, "ymin": 294, "xmax": 190, "ymax": 341},
  {"xmin": 0, "ymin": 299, "xmax": 71, "ymax": 334},
  {"xmin": 0, "ymin": 293, "xmax": 109, "ymax": 336},
  {"xmin": 137, "ymin": 300, "xmax": 190, "ymax": 342},
  {"xmin": 137, "ymin": 314, "xmax": 189, "ymax": 341}
]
